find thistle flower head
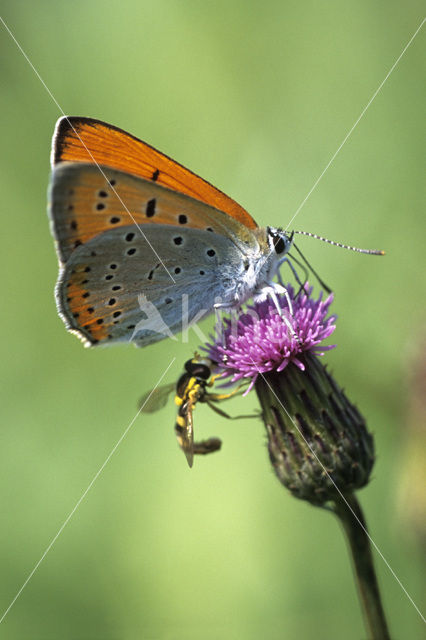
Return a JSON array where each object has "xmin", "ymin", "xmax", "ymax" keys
[
  {"xmin": 203, "ymin": 285, "xmax": 374, "ymax": 505},
  {"xmin": 206, "ymin": 285, "xmax": 336, "ymax": 391}
]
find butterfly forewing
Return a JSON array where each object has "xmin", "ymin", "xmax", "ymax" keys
[
  {"xmin": 49, "ymin": 163, "xmax": 257, "ymax": 264},
  {"xmin": 52, "ymin": 117, "xmax": 258, "ymax": 230}
]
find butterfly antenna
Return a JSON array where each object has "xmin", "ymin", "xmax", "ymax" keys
[
  {"xmin": 292, "ymin": 244, "xmax": 332, "ymax": 293},
  {"xmin": 293, "ymin": 230, "xmax": 385, "ymax": 255}
]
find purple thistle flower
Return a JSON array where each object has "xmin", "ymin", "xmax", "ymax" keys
[
  {"xmin": 203, "ymin": 284, "xmax": 375, "ymax": 506},
  {"xmin": 199, "ymin": 283, "xmax": 388, "ymax": 636},
  {"xmin": 205, "ymin": 285, "xmax": 337, "ymax": 392},
  {"xmin": 204, "ymin": 283, "xmax": 376, "ymax": 505}
]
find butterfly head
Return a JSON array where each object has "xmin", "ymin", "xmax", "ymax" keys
[
  {"xmin": 266, "ymin": 227, "xmax": 294, "ymax": 258},
  {"xmin": 244, "ymin": 227, "xmax": 294, "ymax": 300}
]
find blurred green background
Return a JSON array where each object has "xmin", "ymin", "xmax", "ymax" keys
[{"xmin": 1, "ymin": 1, "xmax": 424, "ymax": 638}]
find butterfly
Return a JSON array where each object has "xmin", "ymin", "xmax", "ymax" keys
[{"xmin": 48, "ymin": 117, "xmax": 295, "ymax": 347}]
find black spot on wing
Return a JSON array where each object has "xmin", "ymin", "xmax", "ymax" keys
[{"xmin": 146, "ymin": 199, "xmax": 156, "ymax": 217}]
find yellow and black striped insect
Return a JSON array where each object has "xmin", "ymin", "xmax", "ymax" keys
[{"xmin": 140, "ymin": 355, "xmax": 242, "ymax": 467}]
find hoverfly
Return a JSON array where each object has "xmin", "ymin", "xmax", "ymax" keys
[{"xmin": 140, "ymin": 355, "xmax": 244, "ymax": 467}]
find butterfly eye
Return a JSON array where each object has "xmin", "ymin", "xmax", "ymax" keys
[{"xmin": 273, "ymin": 236, "xmax": 286, "ymax": 255}]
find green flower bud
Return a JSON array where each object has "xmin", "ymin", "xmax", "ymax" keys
[{"xmin": 256, "ymin": 353, "xmax": 375, "ymax": 505}]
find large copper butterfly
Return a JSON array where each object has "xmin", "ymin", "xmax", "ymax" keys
[{"xmin": 48, "ymin": 117, "xmax": 294, "ymax": 346}]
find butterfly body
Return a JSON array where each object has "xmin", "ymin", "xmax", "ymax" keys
[{"xmin": 49, "ymin": 117, "xmax": 293, "ymax": 346}]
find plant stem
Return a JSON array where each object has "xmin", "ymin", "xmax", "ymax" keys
[{"xmin": 333, "ymin": 493, "xmax": 390, "ymax": 639}]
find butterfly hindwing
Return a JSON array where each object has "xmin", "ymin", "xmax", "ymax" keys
[{"xmin": 56, "ymin": 224, "xmax": 246, "ymax": 346}]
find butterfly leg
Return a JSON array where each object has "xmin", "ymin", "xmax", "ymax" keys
[
  {"xmin": 214, "ymin": 304, "xmax": 225, "ymax": 346},
  {"xmin": 277, "ymin": 256, "xmax": 309, "ymax": 295},
  {"xmin": 260, "ymin": 282, "xmax": 300, "ymax": 345},
  {"xmin": 263, "ymin": 282, "xmax": 297, "ymax": 339},
  {"xmin": 214, "ymin": 300, "xmax": 240, "ymax": 346}
]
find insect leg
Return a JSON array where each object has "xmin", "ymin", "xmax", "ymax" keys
[
  {"xmin": 277, "ymin": 256, "xmax": 308, "ymax": 294},
  {"xmin": 205, "ymin": 397, "xmax": 259, "ymax": 420},
  {"xmin": 214, "ymin": 300, "xmax": 237, "ymax": 346},
  {"xmin": 260, "ymin": 283, "xmax": 296, "ymax": 338}
]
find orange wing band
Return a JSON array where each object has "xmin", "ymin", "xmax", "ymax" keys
[{"xmin": 52, "ymin": 117, "xmax": 257, "ymax": 230}]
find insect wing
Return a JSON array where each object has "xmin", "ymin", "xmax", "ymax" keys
[
  {"xmin": 49, "ymin": 163, "xmax": 257, "ymax": 264},
  {"xmin": 139, "ymin": 383, "xmax": 176, "ymax": 413},
  {"xmin": 176, "ymin": 400, "xmax": 195, "ymax": 468},
  {"xmin": 49, "ymin": 163, "xmax": 259, "ymax": 347},
  {"xmin": 52, "ymin": 116, "xmax": 258, "ymax": 230}
]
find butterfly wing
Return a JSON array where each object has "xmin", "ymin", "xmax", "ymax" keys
[
  {"xmin": 55, "ymin": 223, "xmax": 246, "ymax": 346},
  {"xmin": 49, "ymin": 163, "xmax": 257, "ymax": 263},
  {"xmin": 50, "ymin": 165, "xmax": 255, "ymax": 347},
  {"xmin": 51, "ymin": 116, "xmax": 258, "ymax": 230}
]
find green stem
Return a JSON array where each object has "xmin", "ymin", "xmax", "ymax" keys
[{"xmin": 333, "ymin": 493, "xmax": 391, "ymax": 640}]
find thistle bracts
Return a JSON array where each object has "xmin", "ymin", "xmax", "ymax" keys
[{"xmin": 256, "ymin": 352, "xmax": 374, "ymax": 505}]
